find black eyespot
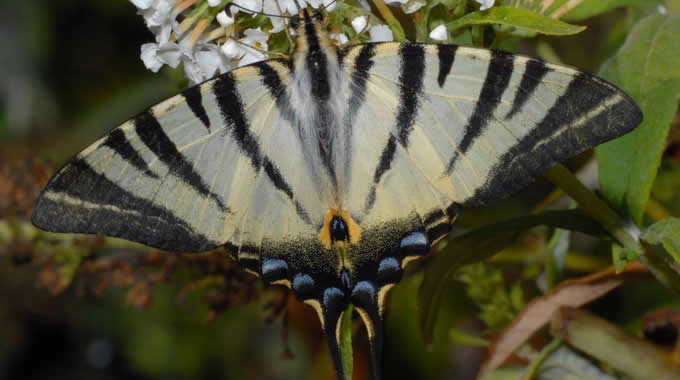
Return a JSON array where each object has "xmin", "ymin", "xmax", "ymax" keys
[
  {"xmin": 377, "ymin": 257, "xmax": 402, "ymax": 285},
  {"xmin": 261, "ymin": 259, "xmax": 288, "ymax": 283},
  {"xmin": 399, "ymin": 231, "xmax": 429, "ymax": 255},
  {"xmin": 330, "ymin": 215, "xmax": 349, "ymax": 242},
  {"xmin": 293, "ymin": 273, "xmax": 316, "ymax": 300}
]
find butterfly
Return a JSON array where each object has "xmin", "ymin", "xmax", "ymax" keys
[{"xmin": 32, "ymin": 6, "xmax": 642, "ymax": 380}]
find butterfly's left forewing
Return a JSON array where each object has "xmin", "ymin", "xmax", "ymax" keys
[
  {"xmin": 341, "ymin": 42, "xmax": 642, "ymax": 237},
  {"xmin": 336, "ymin": 43, "xmax": 641, "ymax": 362}
]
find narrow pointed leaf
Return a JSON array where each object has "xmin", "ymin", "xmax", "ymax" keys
[{"xmin": 446, "ymin": 6, "xmax": 586, "ymax": 36}]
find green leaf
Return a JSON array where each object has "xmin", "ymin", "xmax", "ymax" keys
[
  {"xmin": 418, "ymin": 209, "xmax": 606, "ymax": 344},
  {"xmin": 671, "ymin": 0, "xmax": 680, "ymax": 12},
  {"xmin": 446, "ymin": 6, "xmax": 586, "ymax": 36},
  {"xmin": 596, "ymin": 14, "xmax": 680, "ymax": 225},
  {"xmin": 611, "ymin": 244, "xmax": 640, "ymax": 273},
  {"xmin": 651, "ymin": 160, "xmax": 680, "ymax": 201},
  {"xmin": 561, "ymin": 0, "xmax": 663, "ymax": 21},
  {"xmin": 449, "ymin": 328, "xmax": 489, "ymax": 347},
  {"xmin": 642, "ymin": 218, "xmax": 680, "ymax": 264}
]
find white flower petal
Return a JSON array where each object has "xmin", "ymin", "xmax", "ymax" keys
[
  {"xmin": 475, "ymin": 0, "xmax": 495, "ymax": 11},
  {"xmin": 221, "ymin": 39, "xmax": 244, "ymax": 59},
  {"xmin": 369, "ymin": 24, "xmax": 393, "ymax": 42},
  {"xmin": 237, "ymin": 28, "xmax": 269, "ymax": 66},
  {"xmin": 351, "ymin": 16, "xmax": 368, "ymax": 34},
  {"xmin": 232, "ymin": 0, "xmax": 262, "ymax": 13},
  {"xmin": 140, "ymin": 0, "xmax": 174, "ymax": 27},
  {"xmin": 385, "ymin": 0, "xmax": 408, "ymax": 5},
  {"xmin": 130, "ymin": 0, "xmax": 153, "ymax": 10},
  {"xmin": 196, "ymin": 49, "xmax": 222, "ymax": 79},
  {"xmin": 153, "ymin": 21, "xmax": 175, "ymax": 44},
  {"xmin": 183, "ymin": 59, "xmax": 205, "ymax": 85},
  {"xmin": 216, "ymin": 10, "xmax": 235, "ymax": 27},
  {"xmin": 329, "ymin": 33, "xmax": 349, "ymax": 46},
  {"xmin": 238, "ymin": 49, "xmax": 266, "ymax": 66},
  {"xmin": 270, "ymin": 17, "xmax": 286, "ymax": 33},
  {"xmin": 157, "ymin": 42, "xmax": 183, "ymax": 68},
  {"xmin": 429, "ymin": 24, "xmax": 448, "ymax": 41},
  {"xmin": 207, "ymin": 0, "xmax": 221, "ymax": 6},
  {"xmin": 401, "ymin": 0, "xmax": 426, "ymax": 14},
  {"xmin": 178, "ymin": 38, "xmax": 195, "ymax": 56},
  {"xmin": 243, "ymin": 27, "xmax": 269, "ymax": 44},
  {"xmin": 140, "ymin": 43, "xmax": 164, "ymax": 72},
  {"xmin": 264, "ymin": 0, "xmax": 298, "ymax": 15}
]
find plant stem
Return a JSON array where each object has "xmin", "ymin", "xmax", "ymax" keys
[
  {"xmin": 544, "ymin": 164, "xmax": 642, "ymax": 253},
  {"xmin": 340, "ymin": 304, "xmax": 354, "ymax": 379},
  {"xmin": 545, "ymin": 163, "xmax": 680, "ymax": 294},
  {"xmin": 521, "ymin": 338, "xmax": 562, "ymax": 380},
  {"xmin": 371, "ymin": 0, "xmax": 406, "ymax": 41}
]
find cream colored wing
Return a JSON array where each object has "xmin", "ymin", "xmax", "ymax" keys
[
  {"xmin": 340, "ymin": 42, "xmax": 641, "ymax": 247},
  {"xmin": 32, "ymin": 60, "xmax": 330, "ymax": 269}
]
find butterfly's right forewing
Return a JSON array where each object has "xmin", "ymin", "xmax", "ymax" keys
[{"xmin": 32, "ymin": 61, "xmax": 326, "ymax": 260}]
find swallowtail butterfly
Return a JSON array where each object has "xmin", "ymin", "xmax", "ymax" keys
[{"xmin": 32, "ymin": 7, "xmax": 642, "ymax": 380}]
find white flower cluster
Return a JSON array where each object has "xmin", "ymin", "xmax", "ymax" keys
[
  {"xmin": 131, "ymin": 0, "xmax": 496, "ymax": 84},
  {"xmin": 131, "ymin": 0, "xmax": 403, "ymax": 85}
]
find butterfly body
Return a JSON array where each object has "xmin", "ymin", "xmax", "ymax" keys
[{"xmin": 33, "ymin": 8, "xmax": 642, "ymax": 380}]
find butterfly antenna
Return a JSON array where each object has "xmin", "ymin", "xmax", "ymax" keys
[
  {"xmin": 230, "ymin": 2, "xmax": 293, "ymax": 18},
  {"xmin": 323, "ymin": 0, "xmax": 338, "ymax": 10}
]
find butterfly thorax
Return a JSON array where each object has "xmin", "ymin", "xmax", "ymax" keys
[{"xmin": 289, "ymin": 9, "xmax": 351, "ymax": 205}]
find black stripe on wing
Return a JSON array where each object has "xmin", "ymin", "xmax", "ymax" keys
[
  {"xmin": 182, "ymin": 86, "xmax": 211, "ymax": 131},
  {"xmin": 505, "ymin": 59, "xmax": 550, "ymax": 120},
  {"xmin": 213, "ymin": 71, "xmax": 312, "ymax": 225},
  {"xmin": 465, "ymin": 73, "xmax": 643, "ymax": 206},
  {"xmin": 103, "ymin": 129, "xmax": 159, "ymax": 179},
  {"xmin": 363, "ymin": 44, "xmax": 426, "ymax": 215},
  {"xmin": 254, "ymin": 61, "xmax": 299, "ymax": 127},
  {"xmin": 343, "ymin": 44, "xmax": 376, "ymax": 192},
  {"xmin": 345, "ymin": 44, "xmax": 376, "ymax": 127},
  {"xmin": 395, "ymin": 44, "xmax": 426, "ymax": 146},
  {"xmin": 437, "ymin": 44, "xmax": 457, "ymax": 88},
  {"xmin": 364, "ymin": 136, "xmax": 396, "ymax": 212},
  {"xmin": 254, "ymin": 61, "xmax": 340, "ymax": 189},
  {"xmin": 134, "ymin": 111, "xmax": 228, "ymax": 212},
  {"xmin": 32, "ymin": 159, "xmax": 216, "ymax": 252},
  {"xmin": 446, "ymin": 50, "xmax": 514, "ymax": 175}
]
